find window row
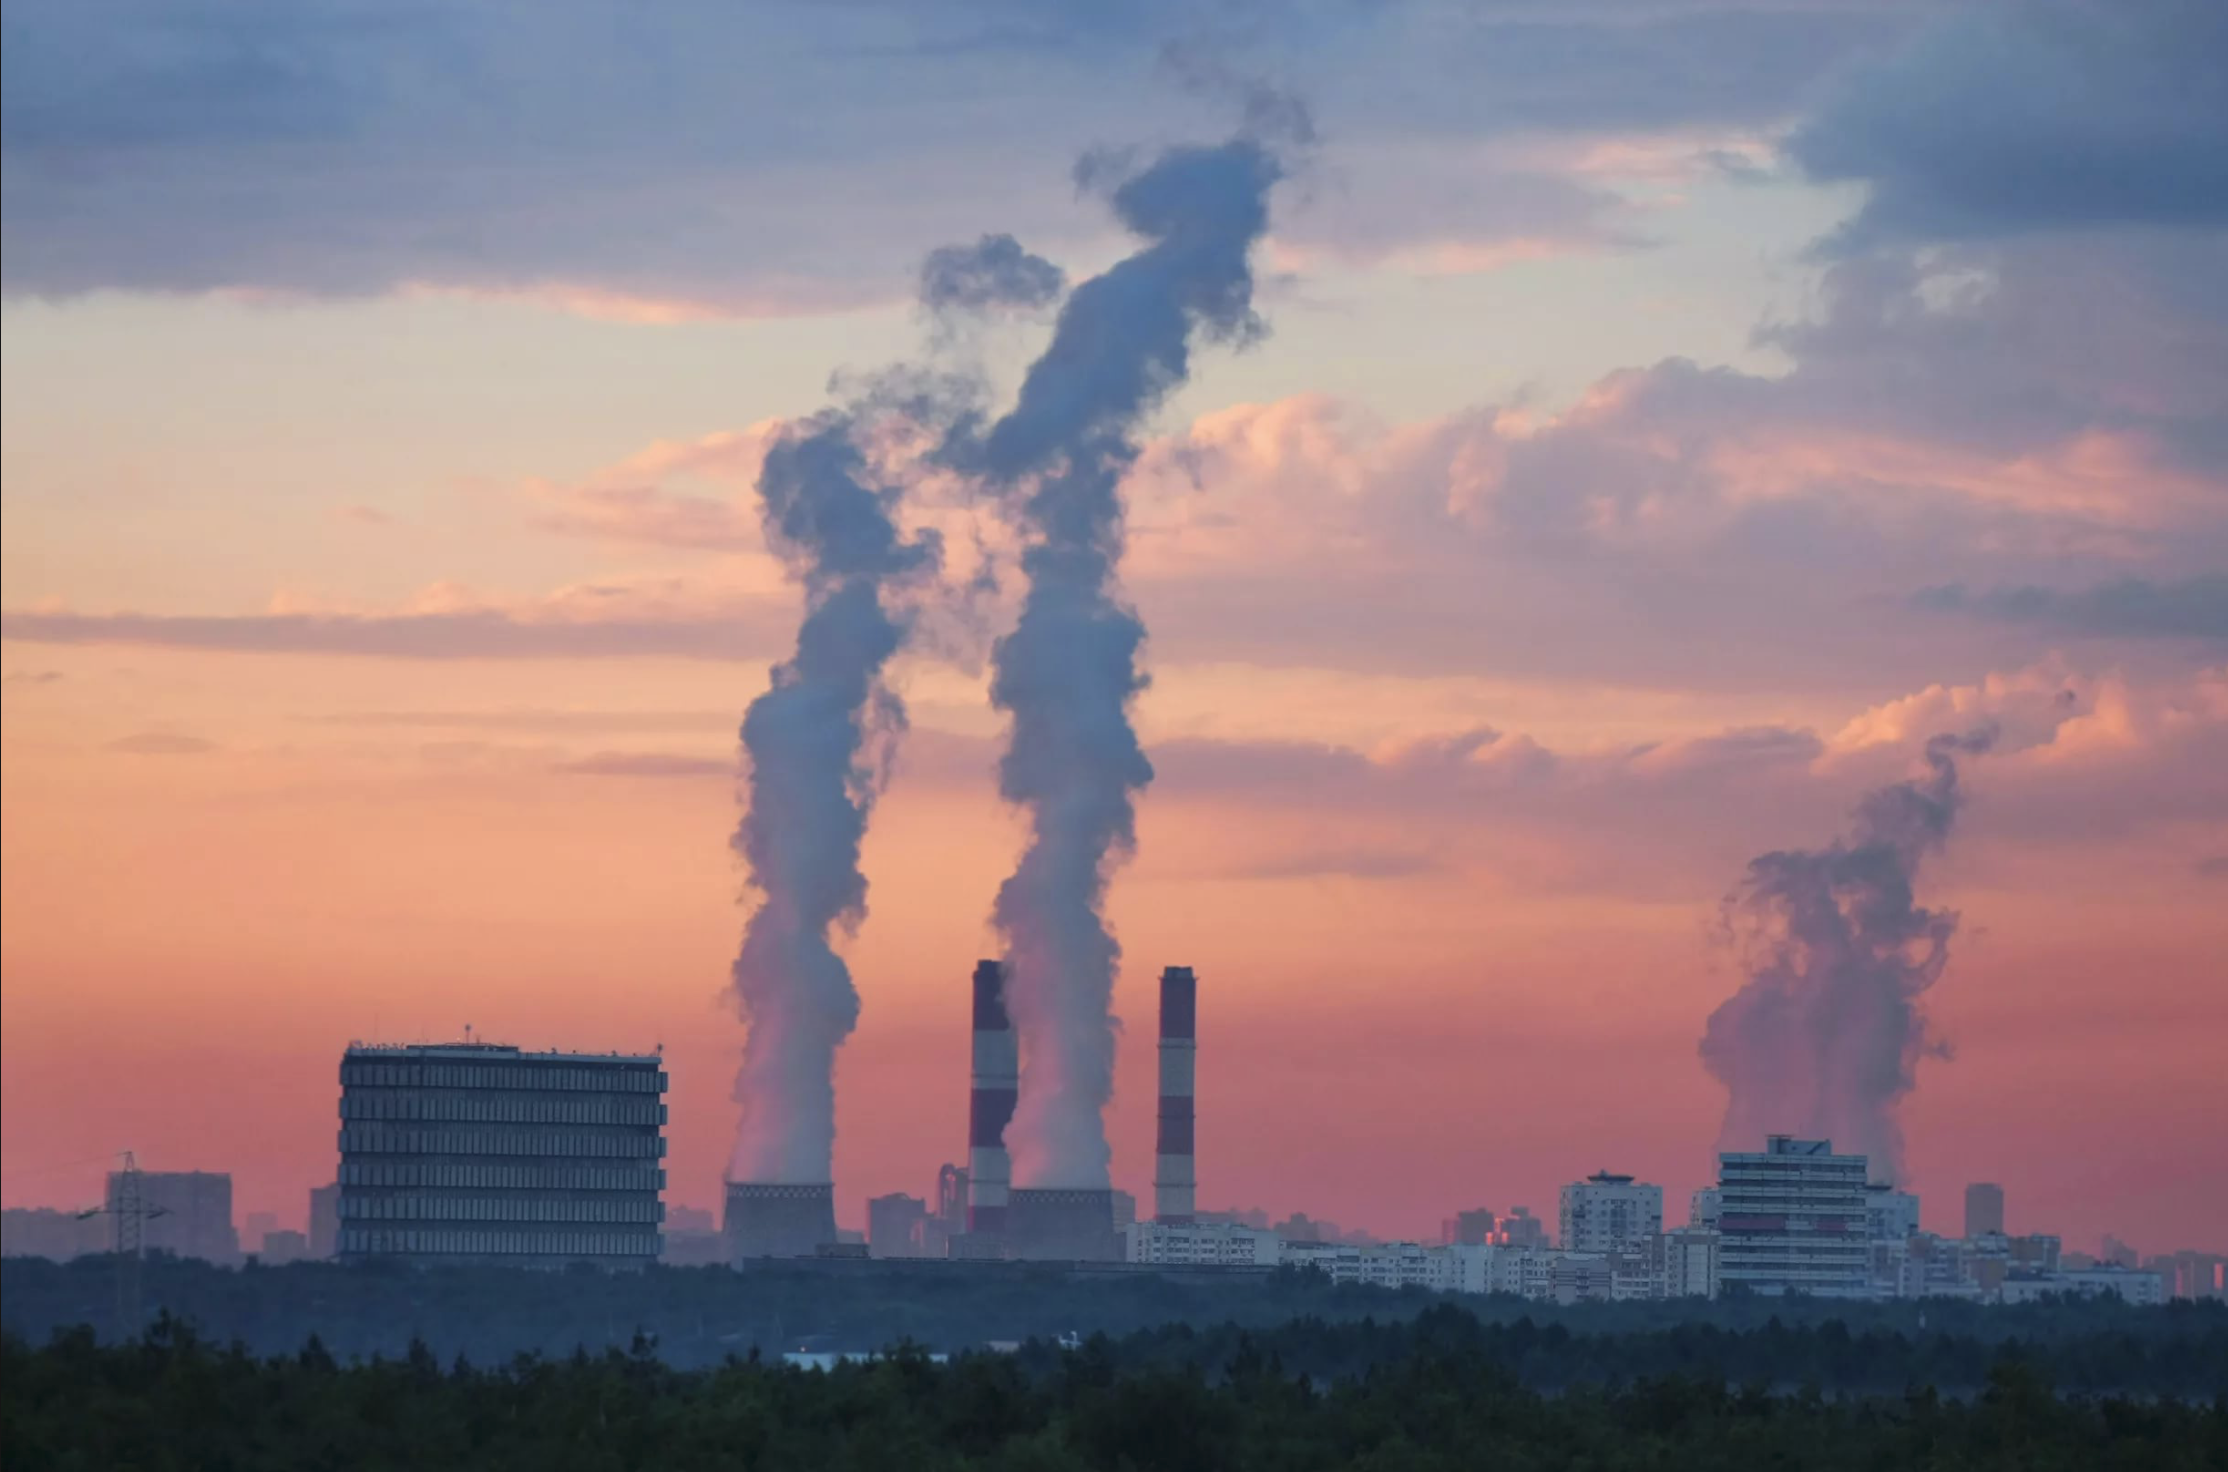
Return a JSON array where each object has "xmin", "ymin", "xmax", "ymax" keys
[
  {"xmin": 339, "ymin": 1194, "xmax": 663, "ymax": 1224},
  {"xmin": 340, "ymin": 1161, "xmax": 664, "ymax": 1192},
  {"xmin": 340, "ymin": 1094, "xmax": 666, "ymax": 1126},
  {"xmin": 342, "ymin": 1062, "xmax": 666, "ymax": 1093},
  {"xmin": 339, "ymin": 1227, "xmax": 661, "ymax": 1257},
  {"xmin": 338, "ymin": 1128, "xmax": 666, "ymax": 1159}
]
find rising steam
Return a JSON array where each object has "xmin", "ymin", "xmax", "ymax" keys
[
  {"xmin": 1700, "ymin": 728, "xmax": 1998, "ymax": 1182},
  {"xmin": 727, "ymin": 413, "xmax": 940, "ymax": 1183},
  {"xmin": 966, "ymin": 139, "xmax": 1281, "ymax": 1188}
]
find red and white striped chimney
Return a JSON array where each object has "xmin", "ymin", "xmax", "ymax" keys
[
  {"xmin": 1155, "ymin": 966, "xmax": 1197, "ymax": 1224},
  {"xmin": 966, "ymin": 960, "xmax": 1016, "ymax": 1234}
]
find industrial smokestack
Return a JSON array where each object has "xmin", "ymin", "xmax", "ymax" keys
[
  {"xmin": 967, "ymin": 138, "xmax": 1282, "ymax": 1191},
  {"xmin": 1701, "ymin": 728, "xmax": 1997, "ymax": 1183},
  {"xmin": 1155, "ymin": 966, "xmax": 1197, "ymax": 1224},
  {"xmin": 966, "ymin": 960, "xmax": 1017, "ymax": 1235}
]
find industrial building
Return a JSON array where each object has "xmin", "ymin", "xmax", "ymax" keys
[
  {"xmin": 1715, "ymin": 1136, "xmax": 1871, "ymax": 1297},
  {"xmin": 336, "ymin": 1040, "xmax": 667, "ymax": 1266},
  {"xmin": 1559, "ymin": 1171, "xmax": 1662, "ymax": 1256},
  {"xmin": 724, "ymin": 1182, "xmax": 836, "ymax": 1263},
  {"xmin": 964, "ymin": 960, "xmax": 1016, "ymax": 1244}
]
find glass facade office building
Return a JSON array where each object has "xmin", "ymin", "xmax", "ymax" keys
[{"xmin": 337, "ymin": 1042, "xmax": 667, "ymax": 1266}]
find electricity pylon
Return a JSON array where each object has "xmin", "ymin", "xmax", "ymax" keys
[{"xmin": 75, "ymin": 1151, "xmax": 168, "ymax": 1340}]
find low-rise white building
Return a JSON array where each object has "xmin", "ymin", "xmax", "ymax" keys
[
  {"xmin": 1658, "ymin": 1227, "xmax": 1722, "ymax": 1300},
  {"xmin": 1123, "ymin": 1219, "xmax": 1281, "ymax": 1267},
  {"xmin": 1999, "ymin": 1267, "xmax": 2167, "ymax": 1306}
]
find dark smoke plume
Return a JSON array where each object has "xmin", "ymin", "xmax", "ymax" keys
[
  {"xmin": 920, "ymin": 233, "xmax": 1066, "ymax": 315},
  {"xmin": 965, "ymin": 139, "xmax": 1280, "ymax": 1188},
  {"xmin": 1701, "ymin": 728, "xmax": 1997, "ymax": 1182},
  {"xmin": 728, "ymin": 412, "xmax": 940, "ymax": 1183}
]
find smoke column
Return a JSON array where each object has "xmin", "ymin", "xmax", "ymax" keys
[
  {"xmin": 728, "ymin": 414, "xmax": 939, "ymax": 1183},
  {"xmin": 1700, "ymin": 729, "xmax": 1997, "ymax": 1182},
  {"xmin": 971, "ymin": 139, "xmax": 1280, "ymax": 1188}
]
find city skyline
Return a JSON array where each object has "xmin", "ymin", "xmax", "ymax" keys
[{"xmin": 6, "ymin": 0, "xmax": 2227, "ymax": 1260}]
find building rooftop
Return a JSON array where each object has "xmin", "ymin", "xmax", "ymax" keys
[{"xmin": 344, "ymin": 1040, "xmax": 663, "ymax": 1064}]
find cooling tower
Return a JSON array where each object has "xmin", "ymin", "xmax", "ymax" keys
[
  {"xmin": 1005, "ymin": 1187, "xmax": 1120, "ymax": 1262},
  {"xmin": 1155, "ymin": 965, "xmax": 1197, "ymax": 1224},
  {"xmin": 966, "ymin": 960, "xmax": 1017, "ymax": 1235},
  {"xmin": 724, "ymin": 1182, "xmax": 836, "ymax": 1264}
]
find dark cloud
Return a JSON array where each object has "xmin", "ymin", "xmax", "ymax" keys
[
  {"xmin": 107, "ymin": 731, "xmax": 215, "ymax": 755},
  {"xmin": 1913, "ymin": 575, "xmax": 2228, "ymax": 642},
  {"xmin": 3, "ymin": 670, "xmax": 65, "ymax": 685},
  {"xmin": 0, "ymin": 0, "xmax": 1921, "ymax": 307},
  {"xmin": 0, "ymin": 609, "xmax": 774, "ymax": 661},
  {"xmin": 1790, "ymin": 0, "xmax": 2228, "ymax": 246},
  {"xmin": 556, "ymin": 751, "xmax": 730, "ymax": 777}
]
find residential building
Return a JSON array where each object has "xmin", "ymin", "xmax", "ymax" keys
[
  {"xmin": 123, "ymin": 1172, "xmax": 240, "ymax": 1263},
  {"xmin": 1863, "ymin": 1184, "xmax": 1921, "ymax": 1242},
  {"xmin": 1497, "ymin": 1206, "xmax": 1549, "ymax": 1249},
  {"xmin": 1560, "ymin": 1172, "xmax": 1662, "ymax": 1255},
  {"xmin": 1689, "ymin": 1188, "xmax": 1722, "ymax": 1229},
  {"xmin": 0, "ymin": 1207, "xmax": 106, "ymax": 1261},
  {"xmin": 259, "ymin": 1229, "xmax": 309, "ymax": 1263},
  {"xmin": 1999, "ymin": 1266, "xmax": 2167, "ymax": 1306},
  {"xmin": 1124, "ymin": 1219, "xmax": 1281, "ymax": 1267},
  {"xmin": 1442, "ymin": 1208, "xmax": 1497, "ymax": 1246},
  {"xmin": 308, "ymin": 1183, "xmax": 341, "ymax": 1259},
  {"xmin": 1715, "ymin": 1136, "xmax": 1870, "ymax": 1297},
  {"xmin": 1964, "ymin": 1182, "xmax": 2005, "ymax": 1239},
  {"xmin": 1283, "ymin": 1239, "xmax": 1463, "ymax": 1293},
  {"xmin": 336, "ymin": 1040, "xmax": 667, "ymax": 1266},
  {"xmin": 1658, "ymin": 1227, "xmax": 1722, "ymax": 1300}
]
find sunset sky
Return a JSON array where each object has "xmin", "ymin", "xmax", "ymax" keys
[{"xmin": 4, "ymin": 0, "xmax": 2224, "ymax": 1256}]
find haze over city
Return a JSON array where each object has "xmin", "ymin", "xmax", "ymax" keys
[{"xmin": 5, "ymin": 0, "xmax": 2226, "ymax": 1274}]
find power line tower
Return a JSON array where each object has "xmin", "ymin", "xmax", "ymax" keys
[{"xmin": 76, "ymin": 1151, "xmax": 168, "ymax": 1341}]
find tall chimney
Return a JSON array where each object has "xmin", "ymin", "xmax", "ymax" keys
[
  {"xmin": 1155, "ymin": 966, "xmax": 1197, "ymax": 1224},
  {"xmin": 966, "ymin": 960, "xmax": 1016, "ymax": 1234}
]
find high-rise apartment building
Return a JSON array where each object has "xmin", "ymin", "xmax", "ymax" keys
[
  {"xmin": 1559, "ymin": 1172, "xmax": 1663, "ymax": 1255},
  {"xmin": 1963, "ymin": 1182, "xmax": 2005, "ymax": 1239},
  {"xmin": 122, "ymin": 1171, "xmax": 240, "ymax": 1263},
  {"xmin": 1864, "ymin": 1184, "xmax": 1921, "ymax": 1241},
  {"xmin": 1716, "ymin": 1136, "xmax": 1870, "ymax": 1297},
  {"xmin": 336, "ymin": 1041, "xmax": 667, "ymax": 1266}
]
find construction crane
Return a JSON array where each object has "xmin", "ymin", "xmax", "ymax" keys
[{"xmin": 75, "ymin": 1150, "xmax": 168, "ymax": 1340}]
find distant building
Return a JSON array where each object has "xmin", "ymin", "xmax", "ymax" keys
[
  {"xmin": 1497, "ymin": 1206, "xmax": 1549, "ymax": 1250},
  {"xmin": 308, "ymin": 1183, "xmax": 341, "ymax": 1260},
  {"xmin": 123, "ymin": 1172, "xmax": 239, "ymax": 1264},
  {"xmin": 1999, "ymin": 1265, "xmax": 2167, "ymax": 1306},
  {"xmin": 260, "ymin": 1229, "xmax": 309, "ymax": 1263},
  {"xmin": 2101, "ymin": 1235, "xmax": 2140, "ymax": 1269},
  {"xmin": 1283, "ymin": 1239, "xmax": 1464, "ymax": 1293},
  {"xmin": 1125, "ymin": 1220, "xmax": 1281, "ymax": 1267},
  {"xmin": 1442, "ymin": 1208, "xmax": 1497, "ymax": 1246},
  {"xmin": 244, "ymin": 1211, "xmax": 280, "ymax": 1249},
  {"xmin": 1, "ymin": 1207, "xmax": 106, "ymax": 1261},
  {"xmin": 1864, "ymin": 1184, "xmax": 1921, "ymax": 1242},
  {"xmin": 337, "ymin": 1041, "xmax": 667, "ymax": 1266},
  {"xmin": 1658, "ymin": 1227, "xmax": 1721, "ymax": 1300},
  {"xmin": 661, "ymin": 1204, "xmax": 725, "ymax": 1266},
  {"xmin": 1689, "ymin": 1188, "xmax": 1722, "ymax": 1229},
  {"xmin": 1559, "ymin": 1172, "xmax": 1662, "ymax": 1256},
  {"xmin": 2150, "ymin": 1250, "xmax": 2228, "ymax": 1301},
  {"xmin": 868, "ymin": 1194, "xmax": 932, "ymax": 1258},
  {"xmin": 1110, "ymin": 1190, "xmax": 1138, "ymax": 1232},
  {"xmin": 1963, "ymin": 1182, "xmax": 2005, "ymax": 1239},
  {"xmin": 1715, "ymin": 1136, "xmax": 1869, "ymax": 1298}
]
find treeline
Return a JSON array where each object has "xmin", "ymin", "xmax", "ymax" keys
[
  {"xmin": 6, "ymin": 1311, "xmax": 2225, "ymax": 1472},
  {"xmin": 5, "ymin": 1253, "xmax": 2222, "ymax": 1380}
]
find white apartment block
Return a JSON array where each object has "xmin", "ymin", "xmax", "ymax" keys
[
  {"xmin": 1122, "ymin": 1220, "xmax": 1281, "ymax": 1267},
  {"xmin": 1657, "ymin": 1227, "xmax": 1722, "ymax": 1300},
  {"xmin": 1716, "ymin": 1136, "xmax": 1871, "ymax": 1298},
  {"xmin": 1560, "ymin": 1172, "xmax": 1664, "ymax": 1256}
]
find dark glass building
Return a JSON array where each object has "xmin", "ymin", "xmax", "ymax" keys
[{"xmin": 337, "ymin": 1041, "xmax": 667, "ymax": 1266}]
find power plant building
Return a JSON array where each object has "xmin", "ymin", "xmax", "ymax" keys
[
  {"xmin": 336, "ymin": 1041, "xmax": 667, "ymax": 1266},
  {"xmin": 724, "ymin": 1182, "xmax": 836, "ymax": 1263},
  {"xmin": 1716, "ymin": 1136, "xmax": 1870, "ymax": 1297}
]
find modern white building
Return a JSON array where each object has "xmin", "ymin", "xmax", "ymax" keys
[
  {"xmin": 1123, "ymin": 1219, "xmax": 1281, "ymax": 1268},
  {"xmin": 1281, "ymin": 1239, "xmax": 1466, "ymax": 1293},
  {"xmin": 1864, "ymin": 1184, "xmax": 1921, "ymax": 1242},
  {"xmin": 1689, "ymin": 1188, "xmax": 1722, "ymax": 1229},
  {"xmin": 1559, "ymin": 1172, "xmax": 1663, "ymax": 1256},
  {"xmin": 1998, "ymin": 1266, "xmax": 2167, "ymax": 1306},
  {"xmin": 1715, "ymin": 1136, "xmax": 1871, "ymax": 1298}
]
